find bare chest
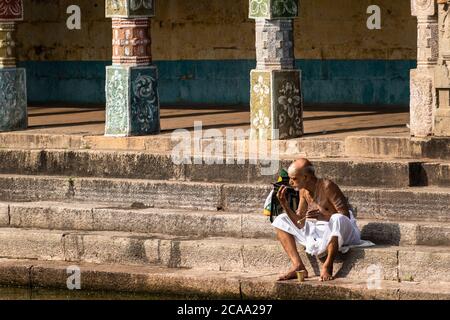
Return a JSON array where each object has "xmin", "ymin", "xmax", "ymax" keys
[{"xmin": 303, "ymin": 189, "xmax": 335, "ymax": 217}]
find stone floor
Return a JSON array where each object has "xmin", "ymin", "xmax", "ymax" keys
[{"xmin": 25, "ymin": 104, "xmax": 410, "ymax": 138}]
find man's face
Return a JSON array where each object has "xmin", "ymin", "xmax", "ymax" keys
[{"xmin": 289, "ymin": 171, "xmax": 306, "ymax": 190}]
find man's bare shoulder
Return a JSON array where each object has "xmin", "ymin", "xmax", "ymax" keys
[
  {"xmin": 320, "ymin": 179, "xmax": 346, "ymax": 196},
  {"xmin": 321, "ymin": 178, "xmax": 341, "ymax": 190},
  {"xmin": 298, "ymin": 188, "xmax": 307, "ymax": 198}
]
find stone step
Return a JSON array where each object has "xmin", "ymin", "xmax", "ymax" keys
[
  {"xmin": 1, "ymin": 258, "xmax": 449, "ymax": 300},
  {"xmin": 0, "ymin": 227, "xmax": 448, "ymax": 283},
  {"xmin": 343, "ymin": 136, "xmax": 450, "ymax": 160},
  {"xmin": 2, "ymin": 201, "xmax": 450, "ymax": 246},
  {"xmin": 0, "ymin": 174, "xmax": 449, "ymax": 222},
  {"xmin": 1, "ymin": 148, "xmax": 450, "ymax": 187},
  {"xmin": 1, "ymin": 132, "xmax": 450, "ymax": 161}
]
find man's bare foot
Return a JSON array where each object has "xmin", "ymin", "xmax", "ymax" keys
[
  {"xmin": 278, "ymin": 265, "xmax": 308, "ymax": 281},
  {"xmin": 320, "ymin": 264, "xmax": 334, "ymax": 281}
]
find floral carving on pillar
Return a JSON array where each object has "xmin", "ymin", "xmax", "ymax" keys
[{"xmin": 0, "ymin": 0, "xmax": 24, "ymax": 21}]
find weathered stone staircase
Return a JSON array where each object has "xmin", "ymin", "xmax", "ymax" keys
[{"xmin": 0, "ymin": 133, "xmax": 449, "ymax": 299}]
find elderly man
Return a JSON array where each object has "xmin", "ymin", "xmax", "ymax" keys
[{"xmin": 273, "ymin": 158, "xmax": 361, "ymax": 281}]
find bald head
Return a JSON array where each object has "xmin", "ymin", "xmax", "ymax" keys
[{"xmin": 288, "ymin": 158, "xmax": 315, "ymax": 178}]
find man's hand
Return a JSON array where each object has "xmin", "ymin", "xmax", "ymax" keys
[
  {"xmin": 276, "ymin": 185, "xmax": 289, "ymax": 210},
  {"xmin": 306, "ymin": 209, "xmax": 321, "ymax": 220}
]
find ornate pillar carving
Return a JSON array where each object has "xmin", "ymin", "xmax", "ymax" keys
[
  {"xmin": 410, "ymin": 0, "xmax": 438, "ymax": 137},
  {"xmin": 249, "ymin": 0, "xmax": 303, "ymax": 140},
  {"xmin": 0, "ymin": 0, "xmax": 27, "ymax": 132},
  {"xmin": 434, "ymin": 0, "xmax": 450, "ymax": 136},
  {"xmin": 105, "ymin": 0, "xmax": 160, "ymax": 136}
]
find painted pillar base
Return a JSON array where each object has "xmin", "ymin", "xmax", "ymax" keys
[
  {"xmin": 250, "ymin": 69, "xmax": 303, "ymax": 140},
  {"xmin": 0, "ymin": 68, "xmax": 27, "ymax": 132},
  {"xmin": 105, "ymin": 65, "xmax": 160, "ymax": 137}
]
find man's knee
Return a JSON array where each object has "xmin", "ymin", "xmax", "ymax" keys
[
  {"xmin": 329, "ymin": 213, "xmax": 349, "ymax": 226},
  {"xmin": 276, "ymin": 227, "xmax": 286, "ymax": 240},
  {"xmin": 273, "ymin": 213, "xmax": 288, "ymax": 223},
  {"xmin": 330, "ymin": 213, "xmax": 345, "ymax": 220},
  {"xmin": 328, "ymin": 236, "xmax": 339, "ymax": 247}
]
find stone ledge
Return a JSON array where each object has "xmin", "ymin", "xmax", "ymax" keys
[
  {"xmin": 0, "ymin": 148, "xmax": 424, "ymax": 187},
  {"xmin": 0, "ymin": 259, "xmax": 449, "ymax": 300},
  {"xmin": 5, "ymin": 200, "xmax": 450, "ymax": 246},
  {"xmin": 1, "ymin": 175, "xmax": 450, "ymax": 221},
  {"xmin": 1, "ymin": 133, "xmax": 450, "ymax": 161},
  {"xmin": 0, "ymin": 228, "xmax": 449, "ymax": 282}
]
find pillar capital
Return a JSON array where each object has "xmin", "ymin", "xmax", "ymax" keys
[
  {"xmin": 249, "ymin": 0, "xmax": 299, "ymax": 20},
  {"xmin": 411, "ymin": 0, "xmax": 437, "ymax": 17},
  {"xmin": 106, "ymin": 0, "xmax": 155, "ymax": 18},
  {"xmin": 0, "ymin": 0, "xmax": 24, "ymax": 22}
]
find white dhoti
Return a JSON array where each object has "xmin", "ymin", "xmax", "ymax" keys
[{"xmin": 272, "ymin": 212, "xmax": 362, "ymax": 257}]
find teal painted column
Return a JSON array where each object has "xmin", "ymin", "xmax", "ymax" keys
[
  {"xmin": 0, "ymin": 0, "xmax": 27, "ymax": 132},
  {"xmin": 105, "ymin": 0, "xmax": 160, "ymax": 136},
  {"xmin": 249, "ymin": 0, "xmax": 303, "ymax": 140}
]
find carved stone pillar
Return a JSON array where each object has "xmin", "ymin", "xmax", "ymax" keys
[
  {"xmin": 434, "ymin": 0, "xmax": 450, "ymax": 136},
  {"xmin": 0, "ymin": 0, "xmax": 27, "ymax": 132},
  {"xmin": 249, "ymin": 0, "xmax": 303, "ymax": 140},
  {"xmin": 105, "ymin": 0, "xmax": 160, "ymax": 136},
  {"xmin": 410, "ymin": 0, "xmax": 438, "ymax": 137}
]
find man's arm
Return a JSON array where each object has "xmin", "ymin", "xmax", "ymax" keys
[
  {"xmin": 325, "ymin": 181, "xmax": 350, "ymax": 217},
  {"xmin": 277, "ymin": 186, "xmax": 307, "ymax": 229}
]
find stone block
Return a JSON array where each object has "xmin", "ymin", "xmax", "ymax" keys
[
  {"xmin": 0, "ymin": 203, "xmax": 8, "ymax": 226},
  {"xmin": 9, "ymin": 202, "xmax": 95, "ymax": 231},
  {"xmin": 106, "ymin": 0, "xmax": 155, "ymax": 18},
  {"xmin": 0, "ymin": 229, "xmax": 64, "ymax": 260},
  {"xmin": 399, "ymin": 248, "xmax": 450, "ymax": 282},
  {"xmin": 63, "ymin": 233, "xmax": 151, "ymax": 265},
  {"xmin": 434, "ymin": 61, "xmax": 450, "ymax": 137},
  {"xmin": 250, "ymin": 69, "xmax": 303, "ymax": 140},
  {"xmin": 435, "ymin": 109, "xmax": 450, "ymax": 136},
  {"xmin": 434, "ymin": 65, "xmax": 450, "ymax": 88},
  {"xmin": 0, "ymin": 68, "xmax": 27, "ymax": 132},
  {"xmin": 105, "ymin": 65, "xmax": 160, "ymax": 136},
  {"xmin": 249, "ymin": 0, "xmax": 298, "ymax": 19},
  {"xmin": 168, "ymin": 240, "xmax": 244, "ymax": 271},
  {"xmin": 0, "ymin": 0, "xmax": 23, "ymax": 21}
]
